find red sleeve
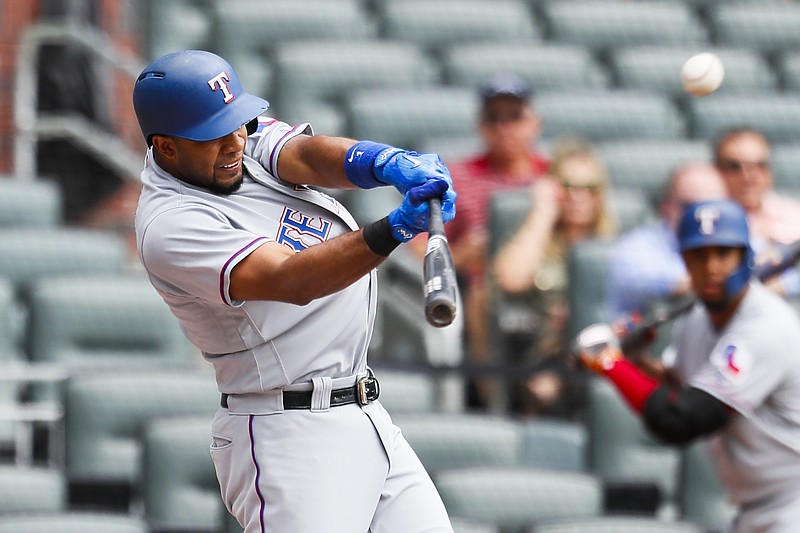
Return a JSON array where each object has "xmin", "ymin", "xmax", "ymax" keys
[{"xmin": 604, "ymin": 359, "xmax": 660, "ymax": 414}]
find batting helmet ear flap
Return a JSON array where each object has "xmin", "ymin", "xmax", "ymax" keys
[{"xmin": 246, "ymin": 118, "xmax": 259, "ymax": 136}]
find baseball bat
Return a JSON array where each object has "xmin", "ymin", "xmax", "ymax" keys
[
  {"xmin": 423, "ymin": 198, "xmax": 458, "ymax": 327},
  {"xmin": 620, "ymin": 239, "xmax": 800, "ymax": 352}
]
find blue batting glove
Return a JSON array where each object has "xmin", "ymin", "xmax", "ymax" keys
[
  {"xmin": 373, "ymin": 150, "xmax": 447, "ymax": 192},
  {"xmin": 388, "ymin": 179, "xmax": 450, "ymax": 242}
]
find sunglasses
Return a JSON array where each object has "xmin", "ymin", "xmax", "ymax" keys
[
  {"xmin": 719, "ymin": 159, "xmax": 770, "ymax": 172},
  {"xmin": 482, "ymin": 111, "xmax": 525, "ymax": 125}
]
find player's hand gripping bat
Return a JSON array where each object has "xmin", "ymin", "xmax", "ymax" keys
[
  {"xmin": 423, "ymin": 198, "xmax": 458, "ymax": 327},
  {"xmin": 619, "ymin": 239, "xmax": 800, "ymax": 352}
]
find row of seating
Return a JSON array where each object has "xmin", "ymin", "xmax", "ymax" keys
[
  {"xmin": 146, "ymin": 0, "xmax": 800, "ymax": 61},
  {"xmin": 0, "ymin": 371, "xmax": 731, "ymax": 533}
]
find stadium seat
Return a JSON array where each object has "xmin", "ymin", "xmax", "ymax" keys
[
  {"xmin": 771, "ymin": 142, "xmax": 800, "ymax": 194},
  {"xmin": 610, "ymin": 46, "xmax": 777, "ymax": 97},
  {"xmin": 346, "ymin": 86, "xmax": 478, "ymax": 151},
  {"xmin": 678, "ymin": 442, "xmax": 737, "ymax": 533},
  {"xmin": 0, "ymin": 228, "xmax": 127, "ymax": 295},
  {"xmin": 0, "ymin": 177, "xmax": 61, "ymax": 227},
  {"xmin": 441, "ymin": 42, "xmax": 608, "ymax": 92},
  {"xmin": 542, "ymin": 1, "xmax": 707, "ymax": 53},
  {"xmin": 585, "ymin": 378, "xmax": 682, "ymax": 518},
  {"xmin": 535, "ymin": 90, "xmax": 686, "ymax": 143},
  {"xmin": 416, "ymin": 135, "xmax": 484, "ymax": 165},
  {"xmin": 530, "ymin": 516, "xmax": 703, "ymax": 533},
  {"xmin": 0, "ymin": 465, "xmax": 65, "ymax": 513},
  {"xmin": 379, "ymin": 0, "xmax": 541, "ymax": 52},
  {"xmin": 520, "ymin": 418, "xmax": 587, "ymax": 472},
  {"xmin": 372, "ymin": 368, "xmax": 438, "ymax": 414},
  {"xmin": 436, "ymin": 467, "xmax": 603, "ymax": 533},
  {"xmin": 451, "ymin": 519, "xmax": 500, "ymax": 533},
  {"xmin": 0, "ymin": 513, "xmax": 148, "ymax": 533},
  {"xmin": 598, "ymin": 139, "xmax": 713, "ymax": 206},
  {"xmin": 143, "ymin": 0, "xmax": 213, "ymax": 59},
  {"xmin": 687, "ymin": 94, "xmax": 800, "ymax": 144},
  {"xmin": 26, "ymin": 274, "xmax": 192, "ymax": 373},
  {"xmin": 274, "ymin": 40, "xmax": 438, "ymax": 113},
  {"xmin": 608, "ymin": 187, "xmax": 653, "ymax": 234},
  {"xmin": 777, "ymin": 50, "xmax": 800, "ymax": 92},
  {"xmin": 214, "ymin": 0, "xmax": 377, "ymax": 59},
  {"xmin": 708, "ymin": 3, "xmax": 800, "ymax": 57},
  {"xmin": 64, "ymin": 371, "xmax": 219, "ymax": 508},
  {"xmin": 392, "ymin": 413, "xmax": 522, "ymax": 474},
  {"xmin": 142, "ymin": 417, "xmax": 222, "ymax": 533},
  {"xmin": 566, "ymin": 239, "xmax": 614, "ymax": 340}
]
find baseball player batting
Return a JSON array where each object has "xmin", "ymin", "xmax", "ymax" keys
[
  {"xmin": 576, "ymin": 199, "xmax": 800, "ymax": 533},
  {"xmin": 132, "ymin": 50, "xmax": 457, "ymax": 532}
]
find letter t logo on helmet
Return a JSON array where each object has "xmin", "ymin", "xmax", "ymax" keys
[
  {"xmin": 695, "ymin": 205, "xmax": 720, "ymax": 236},
  {"xmin": 208, "ymin": 71, "xmax": 235, "ymax": 103}
]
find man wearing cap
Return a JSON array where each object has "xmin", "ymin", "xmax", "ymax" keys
[{"xmin": 442, "ymin": 73, "xmax": 549, "ymax": 409}]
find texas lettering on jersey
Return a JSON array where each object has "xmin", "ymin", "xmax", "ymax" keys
[{"xmin": 277, "ymin": 207, "xmax": 332, "ymax": 251}]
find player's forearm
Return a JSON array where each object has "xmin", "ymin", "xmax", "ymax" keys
[
  {"xmin": 230, "ymin": 230, "xmax": 386, "ymax": 305},
  {"xmin": 278, "ymin": 135, "xmax": 359, "ymax": 189}
]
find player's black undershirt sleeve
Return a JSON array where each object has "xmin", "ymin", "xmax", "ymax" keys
[{"xmin": 642, "ymin": 386, "xmax": 730, "ymax": 446}]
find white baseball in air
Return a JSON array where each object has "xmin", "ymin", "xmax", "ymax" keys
[{"xmin": 681, "ymin": 52, "xmax": 725, "ymax": 96}]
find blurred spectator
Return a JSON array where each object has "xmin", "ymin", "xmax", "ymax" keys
[
  {"xmin": 714, "ymin": 127, "xmax": 800, "ymax": 298},
  {"xmin": 412, "ymin": 73, "xmax": 549, "ymax": 407},
  {"xmin": 492, "ymin": 138, "xmax": 616, "ymax": 417},
  {"xmin": 606, "ymin": 163, "xmax": 727, "ymax": 318}
]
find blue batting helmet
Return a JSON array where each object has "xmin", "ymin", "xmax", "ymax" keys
[
  {"xmin": 133, "ymin": 50, "xmax": 269, "ymax": 145},
  {"xmin": 678, "ymin": 199, "xmax": 754, "ymax": 299}
]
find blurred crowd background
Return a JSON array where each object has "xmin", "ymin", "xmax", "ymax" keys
[{"xmin": 2, "ymin": 0, "xmax": 800, "ymax": 532}]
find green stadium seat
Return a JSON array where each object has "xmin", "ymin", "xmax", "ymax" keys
[
  {"xmin": 530, "ymin": 516, "xmax": 703, "ymax": 533},
  {"xmin": 143, "ymin": 0, "xmax": 213, "ymax": 59},
  {"xmin": 436, "ymin": 467, "xmax": 603, "ymax": 533},
  {"xmin": 451, "ymin": 519, "xmax": 499, "ymax": 533},
  {"xmin": 598, "ymin": 139, "xmax": 712, "ymax": 206},
  {"xmin": 0, "ymin": 178, "xmax": 61, "ymax": 227},
  {"xmin": 0, "ymin": 465, "xmax": 65, "ymax": 514},
  {"xmin": 372, "ymin": 368, "xmax": 438, "ymax": 414},
  {"xmin": 585, "ymin": 378, "xmax": 682, "ymax": 518},
  {"xmin": 688, "ymin": 94, "xmax": 800, "ymax": 144},
  {"xmin": 25, "ymin": 275, "xmax": 194, "ymax": 404},
  {"xmin": 441, "ymin": 42, "xmax": 609, "ymax": 92},
  {"xmin": 214, "ymin": 0, "xmax": 377, "ymax": 59},
  {"xmin": 520, "ymin": 419, "xmax": 587, "ymax": 472},
  {"xmin": 535, "ymin": 90, "xmax": 686, "ymax": 143},
  {"xmin": 609, "ymin": 187, "xmax": 654, "ymax": 233},
  {"xmin": 777, "ymin": 50, "xmax": 800, "ymax": 92},
  {"xmin": 392, "ymin": 413, "xmax": 522, "ymax": 474},
  {"xmin": 611, "ymin": 46, "xmax": 778, "ymax": 97},
  {"xmin": 709, "ymin": 3, "xmax": 800, "ymax": 56},
  {"xmin": 380, "ymin": 0, "xmax": 541, "ymax": 51},
  {"xmin": 0, "ymin": 513, "xmax": 148, "ymax": 533},
  {"xmin": 542, "ymin": 1, "xmax": 707, "ymax": 53},
  {"xmin": 346, "ymin": 86, "xmax": 478, "ymax": 151},
  {"xmin": 679, "ymin": 442, "xmax": 737, "ymax": 533},
  {"xmin": 566, "ymin": 239, "xmax": 614, "ymax": 340},
  {"xmin": 0, "ymin": 228, "xmax": 127, "ymax": 297},
  {"xmin": 771, "ymin": 143, "xmax": 800, "ymax": 194},
  {"xmin": 64, "ymin": 371, "xmax": 219, "ymax": 506},
  {"xmin": 142, "ymin": 417, "xmax": 222, "ymax": 533}
]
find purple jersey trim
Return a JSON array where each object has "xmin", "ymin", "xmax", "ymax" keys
[
  {"xmin": 249, "ymin": 415, "xmax": 267, "ymax": 533},
  {"xmin": 255, "ymin": 118, "xmax": 277, "ymax": 133},
  {"xmin": 267, "ymin": 124, "xmax": 305, "ymax": 176},
  {"xmin": 219, "ymin": 237, "xmax": 270, "ymax": 305}
]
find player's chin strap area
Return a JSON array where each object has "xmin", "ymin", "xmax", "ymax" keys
[{"xmin": 220, "ymin": 370, "xmax": 380, "ymax": 414}]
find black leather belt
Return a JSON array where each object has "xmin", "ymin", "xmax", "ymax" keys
[{"xmin": 220, "ymin": 374, "xmax": 380, "ymax": 410}]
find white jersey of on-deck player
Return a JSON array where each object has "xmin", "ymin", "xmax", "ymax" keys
[
  {"xmin": 667, "ymin": 281, "xmax": 800, "ymax": 508},
  {"xmin": 135, "ymin": 117, "xmax": 377, "ymax": 394}
]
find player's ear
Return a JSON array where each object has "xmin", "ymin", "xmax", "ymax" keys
[{"xmin": 151, "ymin": 135, "xmax": 177, "ymax": 159}]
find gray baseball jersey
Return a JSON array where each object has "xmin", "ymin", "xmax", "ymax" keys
[
  {"xmin": 135, "ymin": 118, "xmax": 453, "ymax": 532},
  {"xmin": 668, "ymin": 281, "xmax": 800, "ymax": 531}
]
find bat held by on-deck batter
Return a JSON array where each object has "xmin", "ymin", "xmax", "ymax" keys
[
  {"xmin": 423, "ymin": 198, "xmax": 458, "ymax": 328},
  {"xmin": 618, "ymin": 238, "xmax": 800, "ymax": 353}
]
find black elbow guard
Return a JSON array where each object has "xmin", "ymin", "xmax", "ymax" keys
[{"xmin": 642, "ymin": 387, "xmax": 730, "ymax": 446}]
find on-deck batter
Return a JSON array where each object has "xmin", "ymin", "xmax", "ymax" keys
[
  {"xmin": 577, "ymin": 199, "xmax": 800, "ymax": 533},
  {"xmin": 132, "ymin": 50, "xmax": 456, "ymax": 533}
]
